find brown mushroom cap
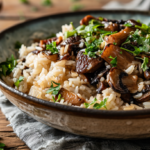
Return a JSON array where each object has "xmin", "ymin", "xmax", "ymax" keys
[
  {"xmin": 58, "ymin": 88, "xmax": 85, "ymax": 106},
  {"xmin": 107, "ymin": 68, "xmax": 138, "ymax": 93},
  {"xmin": 101, "ymin": 44, "xmax": 135, "ymax": 71},
  {"xmin": 76, "ymin": 51, "xmax": 104, "ymax": 73},
  {"xmin": 104, "ymin": 27, "xmax": 135, "ymax": 46}
]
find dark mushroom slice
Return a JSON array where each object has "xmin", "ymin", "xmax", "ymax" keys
[
  {"xmin": 107, "ymin": 68, "xmax": 129, "ymax": 93},
  {"xmin": 104, "ymin": 27, "xmax": 135, "ymax": 46},
  {"xmin": 101, "ymin": 44, "xmax": 135, "ymax": 71},
  {"xmin": 102, "ymin": 21, "xmax": 119, "ymax": 32},
  {"xmin": 107, "ymin": 68, "xmax": 138, "ymax": 94},
  {"xmin": 144, "ymin": 69, "xmax": 150, "ymax": 80},
  {"xmin": 76, "ymin": 51, "xmax": 104, "ymax": 73},
  {"xmin": 42, "ymin": 51, "xmax": 58, "ymax": 61},
  {"xmin": 135, "ymin": 91, "xmax": 150, "ymax": 103},
  {"xmin": 61, "ymin": 35, "xmax": 85, "ymax": 56},
  {"xmin": 32, "ymin": 50, "xmax": 41, "ymax": 55},
  {"xmin": 32, "ymin": 50, "xmax": 58, "ymax": 61},
  {"xmin": 91, "ymin": 68, "xmax": 109, "ymax": 85},
  {"xmin": 121, "ymin": 93, "xmax": 135, "ymax": 103},
  {"xmin": 57, "ymin": 88, "xmax": 85, "ymax": 106},
  {"xmin": 122, "ymin": 74, "xmax": 138, "ymax": 92},
  {"xmin": 97, "ymin": 81, "xmax": 109, "ymax": 94}
]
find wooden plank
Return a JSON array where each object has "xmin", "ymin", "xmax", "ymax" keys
[
  {"xmin": 0, "ymin": 111, "xmax": 13, "ymax": 131},
  {"xmin": 0, "ymin": 110, "xmax": 29, "ymax": 150},
  {"xmin": 0, "ymin": 20, "xmax": 25, "ymax": 31},
  {"xmin": 0, "ymin": 0, "xmax": 132, "ymax": 18}
]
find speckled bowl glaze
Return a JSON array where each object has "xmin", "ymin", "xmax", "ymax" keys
[{"xmin": 1, "ymin": 10, "xmax": 150, "ymax": 139}]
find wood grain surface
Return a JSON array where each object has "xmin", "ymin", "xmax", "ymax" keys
[{"xmin": 0, "ymin": 0, "xmax": 131, "ymax": 149}]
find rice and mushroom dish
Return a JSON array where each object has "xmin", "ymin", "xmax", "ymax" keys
[{"xmin": 2, "ymin": 15, "xmax": 150, "ymax": 110}]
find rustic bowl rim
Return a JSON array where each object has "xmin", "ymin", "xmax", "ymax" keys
[{"xmin": 1, "ymin": 10, "xmax": 150, "ymax": 117}]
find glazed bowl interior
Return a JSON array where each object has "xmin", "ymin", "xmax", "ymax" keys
[{"xmin": 1, "ymin": 10, "xmax": 150, "ymax": 116}]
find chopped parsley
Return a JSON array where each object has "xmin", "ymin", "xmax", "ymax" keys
[
  {"xmin": 99, "ymin": 17, "xmax": 103, "ymax": 21},
  {"xmin": 120, "ymin": 46, "xmax": 141, "ymax": 56},
  {"xmin": 42, "ymin": 0, "xmax": 52, "ymax": 6},
  {"xmin": 135, "ymin": 23, "xmax": 150, "ymax": 34},
  {"xmin": 0, "ymin": 143, "xmax": 5, "ymax": 150},
  {"xmin": 93, "ymin": 98, "xmax": 107, "ymax": 109},
  {"xmin": 15, "ymin": 76, "xmax": 24, "ymax": 88},
  {"xmin": 124, "ymin": 22, "xmax": 132, "ymax": 27},
  {"xmin": 46, "ymin": 81, "xmax": 61, "ymax": 103},
  {"xmin": 141, "ymin": 57, "xmax": 149, "ymax": 72},
  {"xmin": 113, "ymin": 42, "xmax": 117, "ymax": 45},
  {"xmin": 46, "ymin": 81, "xmax": 61, "ymax": 95},
  {"xmin": 46, "ymin": 41, "xmax": 58, "ymax": 54},
  {"xmin": 0, "ymin": 55, "xmax": 17, "ymax": 77},
  {"xmin": 14, "ymin": 41, "xmax": 22, "ymax": 49},
  {"xmin": 120, "ymin": 51, "xmax": 122, "ymax": 54},
  {"xmin": 84, "ymin": 98, "xmax": 97, "ymax": 108},
  {"xmin": 64, "ymin": 30, "xmax": 77, "ymax": 39},
  {"xmin": 109, "ymin": 56, "xmax": 117, "ymax": 67},
  {"xmin": 52, "ymin": 94, "xmax": 62, "ymax": 103}
]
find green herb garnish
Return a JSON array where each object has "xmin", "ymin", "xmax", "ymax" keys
[
  {"xmin": 0, "ymin": 143, "xmax": 5, "ymax": 150},
  {"xmin": 84, "ymin": 98, "xmax": 97, "ymax": 108},
  {"xmin": 113, "ymin": 42, "xmax": 117, "ymax": 45},
  {"xmin": 64, "ymin": 30, "xmax": 77, "ymax": 39},
  {"xmin": 42, "ymin": 0, "xmax": 52, "ymax": 6},
  {"xmin": 120, "ymin": 51, "xmax": 122, "ymax": 54},
  {"xmin": 46, "ymin": 41, "xmax": 58, "ymax": 54},
  {"xmin": 20, "ymin": 0, "xmax": 29, "ymax": 4},
  {"xmin": 46, "ymin": 81, "xmax": 60, "ymax": 95},
  {"xmin": 120, "ymin": 46, "xmax": 141, "ymax": 56},
  {"xmin": 99, "ymin": 17, "xmax": 103, "ymax": 21},
  {"xmin": 124, "ymin": 22, "xmax": 132, "ymax": 27},
  {"xmin": 93, "ymin": 98, "xmax": 107, "ymax": 109},
  {"xmin": 14, "ymin": 41, "xmax": 22, "ymax": 49},
  {"xmin": 0, "ymin": 55, "xmax": 17, "ymax": 77},
  {"xmin": 135, "ymin": 23, "xmax": 150, "ymax": 34},
  {"xmin": 15, "ymin": 76, "xmax": 24, "ymax": 88},
  {"xmin": 71, "ymin": 4, "xmax": 84, "ymax": 11},
  {"xmin": 109, "ymin": 56, "xmax": 117, "ymax": 67},
  {"xmin": 141, "ymin": 57, "xmax": 149, "ymax": 72},
  {"xmin": 52, "ymin": 94, "xmax": 61, "ymax": 103}
]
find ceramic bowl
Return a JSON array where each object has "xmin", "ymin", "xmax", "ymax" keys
[{"xmin": 1, "ymin": 10, "xmax": 150, "ymax": 139}]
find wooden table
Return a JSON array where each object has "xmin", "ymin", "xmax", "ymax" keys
[{"xmin": 0, "ymin": 0, "xmax": 131, "ymax": 149}]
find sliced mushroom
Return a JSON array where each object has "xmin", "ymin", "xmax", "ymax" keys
[
  {"xmin": 58, "ymin": 88, "xmax": 85, "ymax": 106},
  {"xmin": 107, "ymin": 68, "xmax": 129, "ymax": 93},
  {"xmin": 121, "ymin": 93, "xmax": 134, "ymax": 103},
  {"xmin": 91, "ymin": 68, "xmax": 109, "ymax": 85},
  {"xmin": 101, "ymin": 44, "xmax": 135, "ymax": 70},
  {"xmin": 80, "ymin": 15, "xmax": 98, "ymax": 25},
  {"xmin": 104, "ymin": 27, "xmax": 135, "ymax": 46},
  {"xmin": 76, "ymin": 51, "xmax": 104, "ymax": 73},
  {"xmin": 42, "ymin": 51, "xmax": 58, "ymax": 61},
  {"xmin": 102, "ymin": 21, "xmax": 119, "ymax": 32},
  {"xmin": 97, "ymin": 81, "xmax": 108, "ymax": 94},
  {"xmin": 107, "ymin": 68, "xmax": 138, "ymax": 93},
  {"xmin": 144, "ymin": 70, "xmax": 150, "ymax": 80},
  {"xmin": 136, "ymin": 91, "xmax": 150, "ymax": 102}
]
